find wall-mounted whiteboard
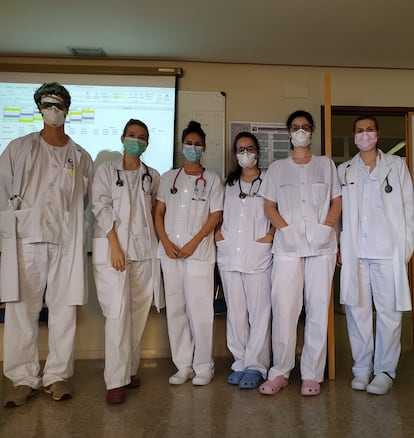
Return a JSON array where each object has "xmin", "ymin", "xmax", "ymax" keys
[{"xmin": 176, "ymin": 91, "xmax": 226, "ymax": 177}]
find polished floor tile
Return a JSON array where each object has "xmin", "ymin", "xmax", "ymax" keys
[{"xmin": 1, "ymin": 313, "xmax": 414, "ymax": 438}]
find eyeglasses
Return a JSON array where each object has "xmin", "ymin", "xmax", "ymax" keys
[
  {"xmin": 236, "ymin": 146, "xmax": 256, "ymax": 153},
  {"xmin": 184, "ymin": 142, "xmax": 205, "ymax": 147},
  {"xmin": 289, "ymin": 124, "xmax": 313, "ymax": 132},
  {"xmin": 39, "ymin": 102, "xmax": 67, "ymax": 111}
]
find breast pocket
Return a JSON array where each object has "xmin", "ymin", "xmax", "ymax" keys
[{"xmin": 311, "ymin": 183, "xmax": 329, "ymax": 207}]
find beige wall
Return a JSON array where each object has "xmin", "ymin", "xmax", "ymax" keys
[{"xmin": 1, "ymin": 57, "xmax": 414, "ymax": 361}]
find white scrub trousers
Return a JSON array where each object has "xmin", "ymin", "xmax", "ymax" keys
[
  {"xmin": 268, "ymin": 254, "xmax": 336, "ymax": 382},
  {"xmin": 4, "ymin": 242, "xmax": 77, "ymax": 389},
  {"xmin": 161, "ymin": 258, "xmax": 215, "ymax": 375},
  {"xmin": 103, "ymin": 259, "xmax": 153, "ymax": 389},
  {"xmin": 220, "ymin": 269, "xmax": 271, "ymax": 378},
  {"xmin": 345, "ymin": 258, "xmax": 401, "ymax": 379}
]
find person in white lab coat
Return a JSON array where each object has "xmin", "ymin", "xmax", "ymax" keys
[
  {"xmin": 216, "ymin": 132, "xmax": 273, "ymax": 389},
  {"xmin": 338, "ymin": 115, "xmax": 414, "ymax": 395},
  {"xmin": 154, "ymin": 120, "xmax": 224, "ymax": 386},
  {"xmin": 259, "ymin": 110, "xmax": 342, "ymax": 396},
  {"xmin": 92, "ymin": 119, "xmax": 163, "ymax": 404},
  {"xmin": 0, "ymin": 82, "xmax": 93, "ymax": 407}
]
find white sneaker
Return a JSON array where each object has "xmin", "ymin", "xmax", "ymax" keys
[
  {"xmin": 351, "ymin": 375, "xmax": 370, "ymax": 391},
  {"xmin": 192, "ymin": 370, "xmax": 214, "ymax": 386},
  {"xmin": 169, "ymin": 369, "xmax": 194, "ymax": 385},
  {"xmin": 366, "ymin": 373, "xmax": 393, "ymax": 395}
]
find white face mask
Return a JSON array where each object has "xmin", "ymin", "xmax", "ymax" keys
[
  {"xmin": 41, "ymin": 106, "xmax": 66, "ymax": 127},
  {"xmin": 291, "ymin": 129, "xmax": 311, "ymax": 148},
  {"xmin": 237, "ymin": 151, "xmax": 257, "ymax": 168}
]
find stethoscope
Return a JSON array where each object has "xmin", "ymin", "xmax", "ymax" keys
[
  {"xmin": 170, "ymin": 165, "xmax": 207, "ymax": 201},
  {"xmin": 238, "ymin": 170, "xmax": 262, "ymax": 199},
  {"xmin": 342, "ymin": 163, "xmax": 393, "ymax": 193},
  {"xmin": 116, "ymin": 162, "xmax": 152, "ymax": 193}
]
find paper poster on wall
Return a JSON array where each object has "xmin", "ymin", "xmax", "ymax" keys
[
  {"xmin": 177, "ymin": 91, "xmax": 225, "ymax": 177},
  {"xmin": 230, "ymin": 121, "xmax": 290, "ymax": 169}
]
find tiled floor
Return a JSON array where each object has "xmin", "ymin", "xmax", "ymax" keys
[{"xmin": 1, "ymin": 313, "xmax": 414, "ymax": 438}]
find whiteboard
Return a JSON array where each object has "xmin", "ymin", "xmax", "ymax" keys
[{"xmin": 176, "ymin": 91, "xmax": 226, "ymax": 177}]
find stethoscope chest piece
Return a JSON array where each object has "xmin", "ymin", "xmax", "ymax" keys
[
  {"xmin": 170, "ymin": 187, "xmax": 178, "ymax": 194},
  {"xmin": 239, "ymin": 192, "xmax": 247, "ymax": 199},
  {"xmin": 385, "ymin": 184, "xmax": 393, "ymax": 193}
]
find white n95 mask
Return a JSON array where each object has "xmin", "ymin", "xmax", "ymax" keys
[
  {"xmin": 237, "ymin": 152, "xmax": 257, "ymax": 168},
  {"xmin": 291, "ymin": 129, "xmax": 311, "ymax": 148},
  {"xmin": 41, "ymin": 106, "xmax": 66, "ymax": 127}
]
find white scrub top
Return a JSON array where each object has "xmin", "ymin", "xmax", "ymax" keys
[
  {"xmin": 157, "ymin": 167, "xmax": 224, "ymax": 263},
  {"xmin": 217, "ymin": 170, "xmax": 272, "ymax": 273},
  {"xmin": 260, "ymin": 155, "xmax": 341, "ymax": 257}
]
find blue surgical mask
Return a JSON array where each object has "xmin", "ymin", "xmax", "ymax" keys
[
  {"xmin": 183, "ymin": 144, "xmax": 203, "ymax": 162},
  {"xmin": 123, "ymin": 137, "xmax": 147, "ymax": 157}
]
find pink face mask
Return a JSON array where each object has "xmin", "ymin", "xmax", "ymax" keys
[{"xmin": 354, "ymin": 131, "xmax": 377, "ymax": 152}]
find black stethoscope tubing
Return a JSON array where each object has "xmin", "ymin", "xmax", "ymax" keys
[
  {"xmin": 238, "ymin": 170, "xmax": 262, "ymax": 199},
  {"xmin": 116, "ymin": 163, "xmax": 152, "ymax": 192},
  {"xmin": 342, "ymin": 164, "xmax": 392, "ymax": 193}
]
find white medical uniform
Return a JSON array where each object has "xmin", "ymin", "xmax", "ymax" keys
[
  {"xmin": 338, "ymin": 150, "xmax": 414, "ymax": 379},
  {"xmin": 260, "ymin": 155, "xmax": 341, "ymax": 382},
  {"xmin": 92, "ymin": 158, "xmax": 163, "ymax": 389},
  {"xmin": 157, "ymin": 167, "xmax": 224, "ymax": 375},
  {"xmin": 217, "ymin": 172, "xmax": 272, "ymax": 378},
  {"xmin": 0, "ymin": 132, "xmax": 92, "ymax": 389}
]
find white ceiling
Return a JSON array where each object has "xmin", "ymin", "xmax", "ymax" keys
[{"xmin": 1, "ymin": 0, "xmax": 414, "ymax": 69}]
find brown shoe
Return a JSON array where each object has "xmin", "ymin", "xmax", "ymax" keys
[
  {"xmin": 4, "ymin": 385, "xmax": 37, "ymax": 407},
  {"xmin": 106, "ymin": 387, "xmax": 125, "ymax": 404},
  {"xmin": 44, "ymin": 381, "xmax": 72, "ymax": 401},
  {"xmin": 125, "ymin": 375, "xmax": 140, "ymax": 389}
]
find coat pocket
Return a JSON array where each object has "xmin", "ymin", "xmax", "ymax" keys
[
  {"xmin": 306, "ymin": 222, "xmax": 336, "ymax": 252},
  {"xmin": 92, "ymin": 237, "xmax": 110, "ymax": 265}
]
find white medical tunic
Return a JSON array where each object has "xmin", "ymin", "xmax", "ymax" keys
[
  {"xmin": 217, "ymin": 171, "xmax": 272, "ymax": 273},
  {"xmin": 260, "ymin": 155, "xmax": 341, "ymax": 257},
  {"xmin": 157, "ymin": 167, "xmax": 224, "ymax": 262}
]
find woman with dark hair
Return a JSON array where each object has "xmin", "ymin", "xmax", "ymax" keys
[
  {"xmin": 259, "ymin": 110, "xmax": 341, "ymax": 396},
  {"xmin": 92, "ymin": 119, "xmax": 163, "ymax": 404},
  {"xmin": 338, "ymin": 115, "xmax": 414, "ymax": 395},
  {"xmin": 216, "ymin": 132, "xmax": 273, "ymax": 389},
  {"xmin": 155, "ymin": 121, "xmax": 224, "ymax": 386}
]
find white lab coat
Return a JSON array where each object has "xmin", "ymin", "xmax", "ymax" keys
[
  {"xmin": 92, "ymin": 158, "xmax": 164, "ymax": 318},
  {"xmin": 0, "ymin": 131, "xmax": 92, "ymax": 305},
  {"xmin": 338, "ymin": 150, "xmax": 414, "ymax": 311}
]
